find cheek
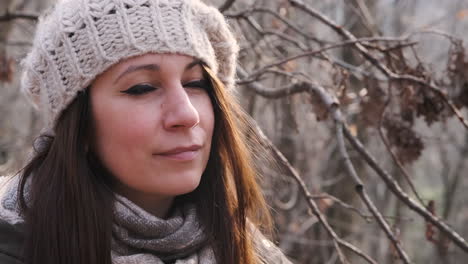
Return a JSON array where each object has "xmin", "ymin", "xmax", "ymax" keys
[
  {"xmin": 91, "ymin": 95, "xmax": 156, "ymax": 162},
  {"xmin": 196, "ymin": 95, "xmax": 215, "ymax": 140}
]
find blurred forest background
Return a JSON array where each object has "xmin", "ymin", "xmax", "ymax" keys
[{"xmin": 2, "ymin": 0, "xmax": 468, "ymax": 263}]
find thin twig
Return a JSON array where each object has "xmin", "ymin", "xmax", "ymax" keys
[
  {"xmin": 352, "ymin": 0, "xmax": 380, "ymax": 35},
  {"xmin": 343, "ymin": 127, "xmax": 468, "ymax": 252},
  {"xmin": 226, "ymin": 7, "xmax": 319, "ymax": 42},
  {"xmin": 218, "ymin": 0, "xmax": 236, "ymax": 13},
  {"xmin": 310, "ymin": 193, "xmax": 413, "ymax": 223},
  {"xmin": 241, "ymin": 17, "xmax": 309, "ymax": 51},
  {"xmin": 0, "ymin": 11, "xmax": 38, "ymax": 22},
  {"xmin": 411, "ymin": 29, "xmax": 462, "ymax": 43},
  {"xmin": 378, "ymin": 118, "xmax": 426, "ymax": 206},
  {"xmin": 377, "ymin": 85, "xmax": 426, "ymax": 206},
  {"xmin": 246, "ymin": 38, "xmax": 413, "ymax": 81},
  {"xmin": 0, "ymin": 40, "xmax": 32, "ymax": 46},
  {"xmin": 313, "ymin": 79, "xmax": 413, "ymax": 262},
  {"xmin": 336, "ymin": 121, "xmax": 412, "ymax": 264},
  {"xmin": 253, "ymin": 121, "xmax": 350, "ymax": 264},
  {"xmin": 311, "ymin": 193, "xmax": 372, "ymax": 221}
]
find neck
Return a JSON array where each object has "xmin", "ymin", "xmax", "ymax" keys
[
  {"xmin": 134, "ymin": 195, "xmax": 174, "ymax": 219},
  {"xmin": 114, "ymin": 187, "xmax": 175, "ymax": 218}
]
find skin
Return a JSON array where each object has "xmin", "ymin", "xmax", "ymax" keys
[{"xmin": 90, "ymin": 53, "xmax": 214, "ymax": 218}]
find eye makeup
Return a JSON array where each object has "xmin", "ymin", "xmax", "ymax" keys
[
  {"xmin": 183, "ymin": 79, "xmax": 210, "ymax": 90},
  {"xmin": 121, "ymin": 84, "xmax": 156, "ymax": 95},
  {"xmin": 120, "ymin": 79, "xmax": 210, "ymax": 96}
]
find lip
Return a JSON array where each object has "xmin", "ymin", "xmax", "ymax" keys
[{"xmin": 155, "ymin": 145, "xmax": 202, "ymax": 161}]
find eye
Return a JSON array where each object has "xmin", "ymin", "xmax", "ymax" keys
[
  {"xmin": 183, "ymin": 79, "xmax": 211, "ymax": 90},
  {"xmin": 121, "ymin": 84, "xmax": 156, "ymax": 95}
]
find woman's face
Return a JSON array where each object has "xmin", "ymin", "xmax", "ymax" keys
[{"xmin": 90, "ymin": 53, "xmax": 214, "ymax": 210}]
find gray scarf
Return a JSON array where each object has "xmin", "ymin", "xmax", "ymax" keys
[
  {"xmin": 0, "ymin": 176, "xmax": 292, "ymax": 264},
  {"xmin": 111, "ymin": 194, "xmax": 215, "ymax": 263}
]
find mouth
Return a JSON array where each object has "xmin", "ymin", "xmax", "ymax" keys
[{"xmin": 155, "ymin": 145, "xmax": 202, "ymax": 161}]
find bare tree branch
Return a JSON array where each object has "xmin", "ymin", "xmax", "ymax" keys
[
  {"xmin": 252, "ymin": 121, "xmax": 351, "ymax": 264},
  {"xmin": 287, "ymin": 0, "xmax": 468, "ymax": 130},
  {"xmin": 351, "ymin": 0, "xmax": 381, "ymax": 35},
  {"xmin": 243, "ymin": 37, "xmax": 413, "ymax": 82},
  {"xmin": 311, "ymin": 193, "xmax": 372, "ymax": 222},
  {"xmin": 0, "ymin": 11, "xmax": 38, "ymax": 22},
  {"xmin": 1, "ymin": 40, "xmax": 31, "ymax": 46},
  {"xmin": 218, "ymin": 0, "xmax": 236, "ymax": 13},
  {"xmin": 226, "ymin": 7, "xmax": 322, "ymax": 42},
  {"xmin": 335, "ymin": 121, "xmax": 412, "ymax": 263},
  {"xmin": 283, "ymin": 71, "xmax": 413, "ymax": 262},
  {"xmin": 239, "ymin": 67, "xmax": 378, "ymax": 264},
  {"xmin": 343, "ymin": 126, "xmax": 468, "ymax": 252},
  {"xmin": 252, "ymin": 120, "xmax": 381, "ymax": 264},
  {"xmin": 240, "ymin": 59, "xmax": 468, "ymax": 256},
  {"xmin": 377, "ymin": 89, "xmax": 426, "ymax": 206},
  {"xmin": 441, "ymin": 134, "xmax": 468, "ymax": 220},
  {"xmin": 241, "ymin": 15, "xmax": 309, "ymax": 50}
]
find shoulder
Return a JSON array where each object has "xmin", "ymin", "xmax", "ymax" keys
[
  {"xmin": 0, "ymin": 218, "xmax": 24, "ymax": 263},
  {"xmin": 249, "ymin": 225, "xmax": 293, "ymax": 264},
  {"xmin": 0, "ymin": 181, "xmax": 24, "ymax": 264}
]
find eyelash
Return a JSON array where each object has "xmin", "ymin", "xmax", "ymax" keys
[
  {"xmin": 121, "ymin": 84, "xmax": 155, "ymax": 95},
  {"xmin": 121, "ymin": 80, "xmax": 210, "ymax": 95},
  {"xmin": 185, "ymin": 80, "xmax": 210, "ymax": 90}
]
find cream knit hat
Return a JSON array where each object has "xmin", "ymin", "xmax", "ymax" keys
[{"xmin": 21, "ymin": 0, "xmax": 239, "ymax": 130}]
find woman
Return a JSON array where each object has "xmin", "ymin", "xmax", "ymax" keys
[{"xmin": 0, "ymin": 0, "xmax": 292, "ymax": 263}]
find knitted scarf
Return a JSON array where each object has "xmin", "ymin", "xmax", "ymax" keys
[
  {"xmin": 0, "ymin": 176, "xmax": 292, "ymax": 264},
  {"xmin": 111, "ymin": 194, "xmax": 215, "ymax": 263}
]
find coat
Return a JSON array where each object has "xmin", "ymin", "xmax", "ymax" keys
[
  {"xmin": 0, "ymin": 219, "xmax": 23, "ymax": 264},
  {"xmin": 0, "ymin": 218, "xmax": 292, "ymax": 264}
]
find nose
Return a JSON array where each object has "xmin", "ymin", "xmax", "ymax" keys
[{"xmin": 162, "ymin": 85, "xmax": 200, "ymax": 130}]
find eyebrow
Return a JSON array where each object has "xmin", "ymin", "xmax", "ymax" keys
[{"xmin": 113, "ymin": 59, "xmax": 204, "ymax": 84}]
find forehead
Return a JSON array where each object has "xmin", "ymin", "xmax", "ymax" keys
[
  {"xmin": 92, "ymin": 53, "xmax": 202, "ymax": 86},
  {"xmin": 111, "ymin": 53, "xmax": 197, "ymax": 73}
]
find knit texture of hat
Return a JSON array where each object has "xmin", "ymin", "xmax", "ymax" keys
[{"xmin": 21, "ymin": 0, "xmax": 239, "ymax": 130}]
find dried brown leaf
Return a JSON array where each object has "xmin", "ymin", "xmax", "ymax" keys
[
  {"xmin": 308, "ymin": 90, "xmax": 329, "ymax": 121},
  {"xmin": 425, "ymin": 200, "xmax": 437, "ymax": 243},
  {"xmin": 360, "ymin": 77, "xmax": 386, "ymax": 126},
  {"xmin": 384, "ymin": 116, "xmax": 424, "ymax": 164},
  {"xmin": 0, "ymin": 55, "xmax": 14, "ymax": 83}
]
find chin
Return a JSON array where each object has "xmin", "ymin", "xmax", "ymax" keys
[{"xmin": 160, "ymin": 172, "xmax": 203, "ymax": 196}]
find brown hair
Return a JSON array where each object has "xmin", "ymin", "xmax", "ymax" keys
[{"xmin": 18, "ymin": 65, "xmax": 272, "ymax": 264}]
